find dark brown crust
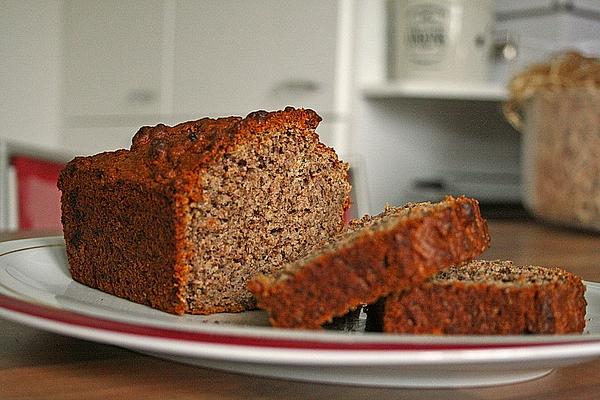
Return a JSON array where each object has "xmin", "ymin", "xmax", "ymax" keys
[
  {"xmin": 58, "ymin": 107, "xmax": 340, "ymax": 315},
  {"xmin": 380, "ymin": 261, "xmax": 587, "ymax": 334},
  {"xmin": 247, "ymin": 196, "xmax": 490, "ymax": 329}
]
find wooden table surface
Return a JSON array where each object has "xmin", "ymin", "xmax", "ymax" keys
[{"xmin": 1, "ymin": 220, "xmax": 600, "ymax": 400}]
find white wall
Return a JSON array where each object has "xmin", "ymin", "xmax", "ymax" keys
[
  {"xmin": 0, "ymin": 0, "xmax": 62, "ymax": 149},
  {"xmin": 352, "ymin": 98, "xmax": 520, "ymax": 213}
]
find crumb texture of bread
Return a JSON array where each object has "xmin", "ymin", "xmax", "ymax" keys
[
  {"xmin": 185, "ymin": 114, "xmax": 350, "ymax": 313},
  {"xmin": 379, "ymin": 260, "xmax": 587, "ymax": 334},
  {"xmin": 247, "ymin": 196, "xmax": 490, "ymax": 329},
  {"xmin": 58, "ymin": 107, "xmax": 351, "ymax": 315}
]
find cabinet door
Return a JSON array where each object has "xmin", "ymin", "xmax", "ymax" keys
[
  {"xmin": 62, "ymin": 126, "xmax": 139, "ymax": 155},
  {"xmin": 63, "ymin": 0, "xmax": 163, "ymax": 119},
  {"xmin": 172, "ymin": 0, "xmax": 339, "ymax": 118}
]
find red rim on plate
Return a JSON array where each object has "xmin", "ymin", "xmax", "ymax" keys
[{"xmin": 1, "ymin": 292, "xmax": 597, "ymax": 352}]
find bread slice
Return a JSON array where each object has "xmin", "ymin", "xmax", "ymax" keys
[
  {"xmin": 58, "ymin": 107, "xmax": 351, "ymax": 315},
  {"xmin": 248, "ymin": 196, "xmax": 490, "ymax": 329},
  {"xmin": 374, "ymin": 260, "xmax": 586, "ymax": 334}
]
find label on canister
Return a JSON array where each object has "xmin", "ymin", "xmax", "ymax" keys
[
  {"xmin": 389, "ymin": 0, "xmax": 493, "ymax": 82},
  {"xmin": 405, "ymin": 3, "xmax": 450, "ymax": 65}
]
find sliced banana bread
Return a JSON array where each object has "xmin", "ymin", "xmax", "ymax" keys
[
  {"xmin": 248, "ymin": 196, "xmax": 490, "ymax": 329},
  {"xmin": 375, "ymin": 260, "xmax": 586, "ymax": 334},
  {"xmin": 58, "ymin": 107, "xmax": 351, "ymax": 315}
]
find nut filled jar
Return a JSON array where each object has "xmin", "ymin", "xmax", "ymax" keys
[{"xmin": 505, "ymin": 52, "xmax": 600, "ymax": 231}]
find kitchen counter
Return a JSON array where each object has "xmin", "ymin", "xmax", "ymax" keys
[{"xmin": 1, "ymin": 220, "xmax": 600, "ymax": 399}]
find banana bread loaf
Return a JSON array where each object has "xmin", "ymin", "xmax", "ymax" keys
[
  {"xmin": 248, "ymin": 196, "xmax": 490, "ymax": 329},
  {"xmin": 58, "ymin": 107, "xmax": 351, "ymax": 315},
  {"xmin": 375, "ymin": 260, "xmax": 586, "ymax": 334}
]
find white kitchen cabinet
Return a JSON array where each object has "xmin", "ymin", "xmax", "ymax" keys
[
  {"xmin": 61, "ymin": 0, "xmax": 350, "ymax": 154},
  {"xmin": 61, "ymin": 126, "xmax": 140, "ymax": 156},
  {"xmin": 171, "ymin": 0, "xmax": 339, "ymax": 118},
  {"xmin": 62, "ymin": 0, "xmax": 164, "ymax": 120}
]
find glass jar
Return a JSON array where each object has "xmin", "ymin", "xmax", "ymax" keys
[{"xmin": 522, "ymin": 88, "xmax": 600, "ymax": 231}]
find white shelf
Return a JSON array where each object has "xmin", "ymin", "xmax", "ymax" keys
[{"xmin": 362, "ymin": 81, "xmax": 508, "ymax": 101}]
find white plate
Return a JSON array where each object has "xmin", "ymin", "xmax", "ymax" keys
[{"xmin": 1, "ymin": 237, "xmax": 600, "ymax": 388}]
